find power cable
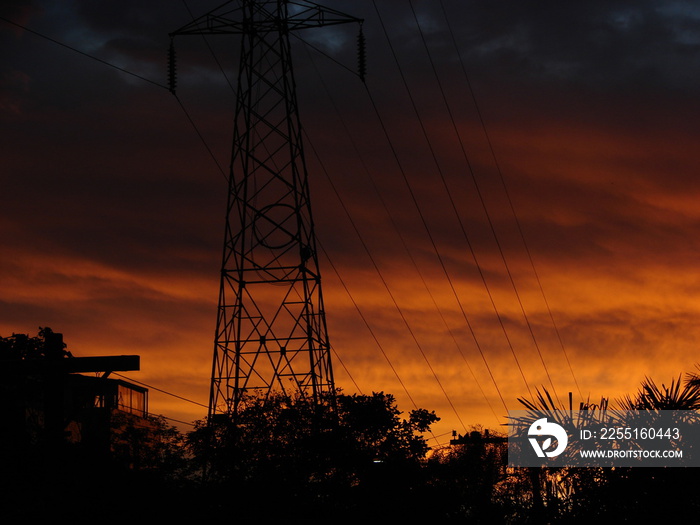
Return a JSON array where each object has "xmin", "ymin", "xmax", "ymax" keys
[
  {"xmin": 368, "ymin": 0, "xmax": 533, "ymax": 399},
  {"xmin": 0, "ymin": 15, "xmax": 169, "ymax": 91},
  {"xmin": 302, "ymin": 44, "xmax": 505, "ymax": 419},
  {"xmin": 0, "ymin": 14, "xmax": 229, "ymax": 183},
  {"xmin": 172, "ymin": 94, "xmax": 228, "ymax": 180},
  {"xmin": 406, "ymin": 0, "xmax": 560, "ymax": 404},
  {"xmin": 180, "ymin": 0, "xmax": 236, "ymax": 92},
  {"xmin": 112, "ymin": 372, "xmax": 208, "ymax": 409},
  {"xmin": 437, "ymin": 0, "xmax": 583, "ymax": 400},
  {"xmin": 405, "ymin": 0, "xmax": 561, "ymax": 405},
  {"xmin": 154, "ymin": 414, "xmax": 197, "ymax": 427},
  {"xmin": 318, "ymin": 240, "xmax": 445, "ymax": 446},
  {"xmin": 307, "ymin": 126, "xmax": 468, "ymax": 433},
  {"xmin": 317, "ymin": 240, "xmax": 418, "ymax": 410}
]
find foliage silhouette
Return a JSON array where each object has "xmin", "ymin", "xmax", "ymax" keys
[
  {"xmin": 0, "ymin": 326, "xmax": 71, "ymax": 360},
  {"xmin": 509, "ymin": 373, "xmax": 700, "ymax": 523},
  {"xmin": 618, "ymin": 375, "xmax": 700, "ymax": 411},
  {"xmin": 8, "ymin": 328, "xmax": 700, "ymax": 522},
  {"xmin": 188, "ymin": 390, "xmax": 439, "ymax": 518},
  {"xmin": 426, "ymin": 426, "xmax": 509, "ymax": 522}
]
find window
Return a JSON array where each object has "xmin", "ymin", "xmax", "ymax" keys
[{"xmin": 116, "ymin": 383, "xmax": 146, "ymax": 416}]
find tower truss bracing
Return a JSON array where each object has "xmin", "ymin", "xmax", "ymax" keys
[{"xmin": 171, "ymin": 1, "xmax": 362, "ymax": 418}]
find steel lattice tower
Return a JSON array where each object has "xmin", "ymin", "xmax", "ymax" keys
[{"xmin": 171, "ymin": 1, "xmax": 362, "ymax": 419}]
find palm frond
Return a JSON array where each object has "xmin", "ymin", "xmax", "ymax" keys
[{"xmin": 616, "ymin": 375, "xmax": 700, "ymax": 411}]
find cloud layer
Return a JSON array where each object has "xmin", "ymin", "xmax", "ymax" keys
[{"xmin": 3, "ymin": 0, "xmax": 700, "ymax": 439}]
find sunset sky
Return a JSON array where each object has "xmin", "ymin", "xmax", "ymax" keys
[{"xmin": 3, "ymin": 0, "xmax": 700, "ymax": 444}]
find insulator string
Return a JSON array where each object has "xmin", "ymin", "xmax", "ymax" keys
[
  {"xmin": 357, "ymin": 25, "xmax": 366, "ymax": 83},
  {"xmin": 168, "ymin": 39, "xmax": 177, "ymax": 94}
]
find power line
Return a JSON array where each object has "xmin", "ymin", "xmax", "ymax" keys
[
  {"xmin": 153, "ymin": 413, "xmax": 197, "ymax": 427},
  {"xmin": 180, "ymin": 0, "xmax": 236, "ymax": 92},
  {"xmin": 307, "ymin": 123, "xmax": 468, "ymax": 433},
  {"xmin": 318, "ymin": 240, "xmax": 418, "ymax": 410},
  {"xmin": 318, "ymin": 241, "xmax": 446, "ymax": 448},
  {"xmin": 0, "ymin": 15, "xmax": 169, "ymax": 91},
  {"xmin": 436, "ymin": 0, "xmax": 583, "ymax": 400},
  {"xmin": 112, "ymin": 372, "xmax": 209, "ymax": 409},
  {"xmin": 306, "ymin": 130, "xmax": 420, "ymax": 410},
  {"xmin": 302, "ymin": 43, "xmax": 504, "ymax": 419},
  {"xmin": 172, "ymin": 93, "xmax": 228, "ymax": 180},
  {"xmin": 0, "ymin": 14, "xmax": 228, "ymax": 184},
  {"xmin": 406, "ymin": 0, "xmax": 561, "ymax": 405},
  {"xmin": 403, "ymin": 0, "xmax": 562, "ymax": 405},
  {"xmin": 368, "ymin": 0, "xmax": 533, "ymax": 401}
]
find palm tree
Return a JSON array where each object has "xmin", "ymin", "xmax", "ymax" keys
[
  {"xmin": 506, "ymin": 388, "xmax": 611, "ymax": 521},
  {"xmin": 618, "ymin": 374, "xmax": 700, "ymax": 411},
  {"xmin": 511, "ymin": 373, "xmax": 700, "ymax": 521}
]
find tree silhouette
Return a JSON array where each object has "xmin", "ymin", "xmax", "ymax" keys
[
  {"xmin": 509, "ymin": 374, "xmax": 700, "ymax": 522},
  {"xmin": 0, "ymin": 327, "xmax": 71, "ymax": 361},
  {"xmin": 188, "ymin": 390, "xmax": 439, "ymax": 518}
]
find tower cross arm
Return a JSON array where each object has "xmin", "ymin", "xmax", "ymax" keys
[{"xmin": 170, "ymin": 1, "xmax": 362, "ymax": 37}]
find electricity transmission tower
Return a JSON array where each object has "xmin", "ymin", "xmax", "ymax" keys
[{"xmin": 170, "ymin": 1, "xmax": 363, "ymax": 419}]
